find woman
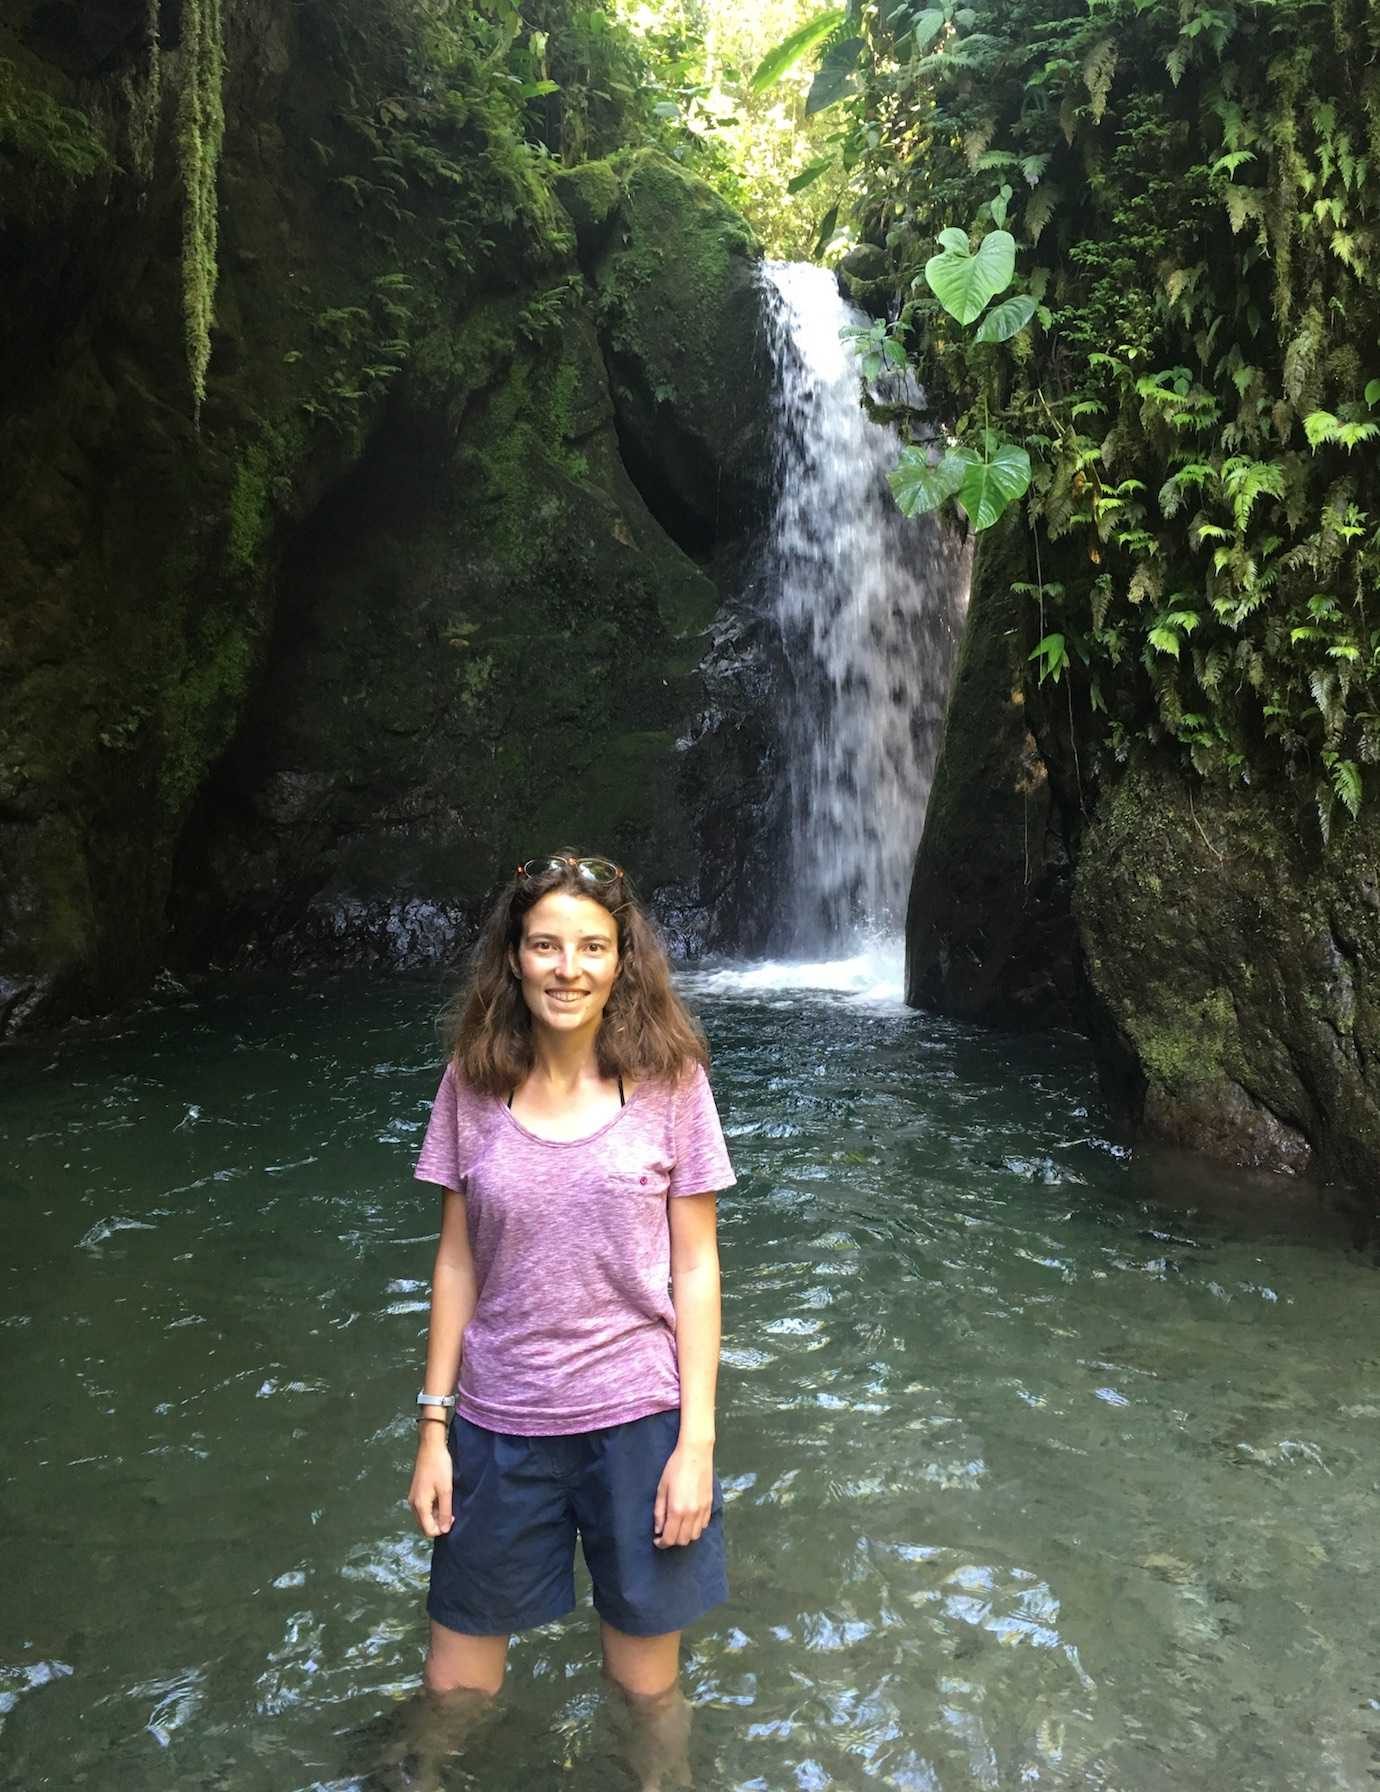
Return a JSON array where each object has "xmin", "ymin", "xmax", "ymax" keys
[{"xmin": 407, "ymin": 852, "xmax": 735, "ymax": 1785}]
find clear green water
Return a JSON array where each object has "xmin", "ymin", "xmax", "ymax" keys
[{"xmin": 3, "ymin": 963, "xmax": 1379, "ymax": 1791}]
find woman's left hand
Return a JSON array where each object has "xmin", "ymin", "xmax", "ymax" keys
[{"xmin": 653, "ymin": 1440, "xmax": 714, "ymax": 1548}]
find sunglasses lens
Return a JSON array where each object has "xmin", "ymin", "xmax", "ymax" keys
[{"xmin": 518, "ymin": 856, "xmax": 621, "ymax": 883}]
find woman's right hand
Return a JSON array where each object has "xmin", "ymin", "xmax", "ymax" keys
[{"xmin": 408, "ymin": 1427, "xmax": 454, "ymax": 1536}]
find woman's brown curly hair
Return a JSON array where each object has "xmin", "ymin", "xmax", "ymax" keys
[{"xmin": 440, "ymin": 851, "xmax": 708, "ymax": 1096}]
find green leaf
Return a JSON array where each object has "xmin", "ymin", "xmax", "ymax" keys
[
  {"xmin": 925, "ymin": 228, "xmax": 1016, "ymax": 324},
  {"xmin": 806, "ymin": 36, "xmax": 863, "ymax": 114},
  {"xmin": 973, "ymin": 293, "xmax": 1038, "ymax": 343},
  {"xmin": 888, "ymin": 444, "xmax": 966, "ymax": 516},
  {"xmin": 1028, "ymin": 633, "xmax": 1069, "ymax": 684},
  {"xmin": 1304, "ymin": 410, "xmax": 1340, "ymax": 447},
  {"xmin": 1366, "ymin": 379, "xmax": 1380, "ymax": 408},
  {"xmin": 911, "ymin": 9, "xmax": 948, "ymax": 51},
  {"xmin": 788, "ymin": 157, "xmax": 835, "ymax": 193},
  {"xmin": 750, "ymin": 9, "xmax": 847, "ymax": 92},
  {"xmin": 519, "ymin": 79, "xmax": 560, "ymax": 98},
  {"xmin": 954, "ymin": 430, "xmax": 1031, "ymax": 530},
  {"xmin": 812, "ymin": 201, "xmax": 840, "ymax": 257},
  {"xmin": 1329, "ymin": 757, "xmax": 1362, "ymax": 818},
  {"xmin": 1148, "ymin": 626, "xmax": 1182, "ymax": 657}
]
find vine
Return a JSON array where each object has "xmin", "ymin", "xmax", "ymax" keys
[
  {"xmin": 121, "ymin": 0, "xmax": 163, "ymax": 184},
  {"xmin": 176, "ymin": 0, "xmax": 226, "ymax": 420}
]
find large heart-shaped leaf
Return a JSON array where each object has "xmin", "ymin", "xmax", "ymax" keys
[
  {"xmin": 806, "ymin": 36, "xmax": 864, "ymax": 113},
  {"xmin": 924, "ymin": 228, "xmax": 1016, "ymax": 325},
  {"xmin": 973, "ymin": 293, "xmax": 1038, "ymax": 343},
  {"xmin": 954, "ymin": 431, "xmax": 1031, "ymax": 530},
  {"xmin": 888, "ymin": 444, "xmax": 966, "ymax": 516},
  {"xmin": 750, "ymin": 9, "xmax": 847, "ymax": 91}
]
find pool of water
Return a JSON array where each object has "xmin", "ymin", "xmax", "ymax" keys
[{"xmin": 2, "ymin": 959, "xmax": 1378, "ymax": 1790}]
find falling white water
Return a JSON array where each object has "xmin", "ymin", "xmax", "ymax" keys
[{"xmin": 761, "ymin": 261, "xmax": 969, "ymax": 956}]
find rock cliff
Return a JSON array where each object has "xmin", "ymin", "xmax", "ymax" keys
[
  {"xmin": 0, "ymin": 1, "xmax": 775, "ymax": 1032},
  {"xmin": 908, "ymin": 532, "xmax": 1380, "ymax": 1184}
]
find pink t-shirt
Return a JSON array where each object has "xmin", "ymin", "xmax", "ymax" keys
[{"xmin": 413, "ymin": 1061, "xmax": 736, "ymax": 1435}]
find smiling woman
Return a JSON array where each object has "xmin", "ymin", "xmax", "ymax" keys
[{"xmin": 399, "ymin": 851, "xmax": 737, "ymax": 1789}]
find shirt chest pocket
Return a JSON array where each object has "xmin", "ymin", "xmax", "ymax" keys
[{"xmin": 603, "ymin": 1163, "xmax": 670, "ymax": 1202}]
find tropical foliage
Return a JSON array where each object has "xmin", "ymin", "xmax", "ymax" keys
[
  {"xmin": 757, "ymin": 0, "xmax": 1380, "ymax": 828},
  {"xmin": 606, "ymin": 0, "xmax": 847, "ymax": 255}
]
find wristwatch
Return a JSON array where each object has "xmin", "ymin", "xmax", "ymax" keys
[{"xmin": 416, "ymin": 1391, "xmax": 456, "ymax": 1409}]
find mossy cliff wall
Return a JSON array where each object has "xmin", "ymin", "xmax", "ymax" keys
[
  {"xmin": 904, "ymin": 513, "xmax": 1081, "ymax": 1031},
  {"xmin": 908, "ymin": 533, "xmax": 1380, "ymax": 1185},
  {"xmin": 0, "ymin": 2, "xmax": 773, "ymax": 1031}
]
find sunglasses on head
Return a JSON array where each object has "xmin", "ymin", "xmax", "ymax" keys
[{"xmin": 515, "ymin": 855, "xmax": 623, "ymax": 885}]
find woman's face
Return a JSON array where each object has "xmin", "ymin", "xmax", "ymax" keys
[{"xmin": 509, "ymin": 891, "xmax": 621, "ymax": 1038}]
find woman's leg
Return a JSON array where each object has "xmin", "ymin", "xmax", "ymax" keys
[
  {"xmin": 366, "ymin": 1626, "xmax": 506, "ymax": 1791},
  {"xmin": 361, "ymin": 1627, "xmax": 506, "ymax": 1790},
  {"xmin": 424, "ymin": 1621, "xmax": 509, "ymax": 1696},
  {"xmin": 600, "ymin": 1622, "xmax": 691, "ymax": 1791}
]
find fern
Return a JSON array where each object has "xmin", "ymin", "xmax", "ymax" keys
[{"xmin": 1082, "ymin": 35, "xmax": 1118, "ymax": 123}]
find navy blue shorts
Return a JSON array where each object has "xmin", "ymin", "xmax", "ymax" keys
[{"xmin": 427, "ymin": 1407, "xmax": 727, "ymax": 1638}]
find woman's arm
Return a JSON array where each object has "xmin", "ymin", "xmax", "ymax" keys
[
  {"xmin": 654, "ymin": 1192, "xmax": 721, "ymax": 1548},
  {"xmin": 408, "ymin": 1186, "xmax": 478, "ymax": 1538}
]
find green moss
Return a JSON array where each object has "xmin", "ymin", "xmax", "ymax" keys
[
  {"xmin": 552, "ymin": 156, "xmax": 621, "ymax": 251},
  {"xmin": 224, "ymin": 422, "xmax": 301, "ymax": 575},
  {"xmin": 226, "ymin": 444, "xmax": 272, "ymax": 576},
  {"xmin": 176, "ymin": 0, "xmax": 227, "ymax": 418},
  {"xmin": 158, "ymin": 609, "xmax": 254, "ymax": 815},
  {"xmin": 548, "ymin": 357, "xmax": 590, "ymax": 481},
  {"xmin": 450, "ymin": 291, "xmax": 604, "ymax": 569},
  {"xmin": 1130, "ymin": 987, "xmax": 1236, "ymax": 1091},
  {"xmin": 0, "ymin": 56, "xmax": 109, "ymax": 178}
]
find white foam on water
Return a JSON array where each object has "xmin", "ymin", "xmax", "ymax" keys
[{"xmin": 678, "ymin": 942, "xmax": 908, "ymax": 1010}]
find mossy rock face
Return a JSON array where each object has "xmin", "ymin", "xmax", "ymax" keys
[
  {"xmin": 552, "ymin": 157, "xmax": 621, "ymax": 259},
  {"xmin": 591, "ymin": 149, "xmax": 773, "ymax": 551},
  {"xmin": 835, "ymin": 243, "xmax": 891, "ymax": 317},
  {"xmin": 905, "ymin": 511, "xmax": 1083, "ymax": 1028},
  {"xmin": 1075, "ymin": 763, "xmax": 1380, "ymax": 1179},
  {"xmin": 173, "ymin": 282, "xmax": 723, "ymax": 962},
  {"xmin": 1, "ymin": 4, "xmax": 771, "ymax": 1031}
]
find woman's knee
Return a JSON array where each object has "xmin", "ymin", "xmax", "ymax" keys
[
  {"xmin": 599, "ymin": 1621, "xmax": 681, "ymax": 1701},
  {"xmin": 424, "ymin": 1624, "xmax": 508, "ymax": 1698}
]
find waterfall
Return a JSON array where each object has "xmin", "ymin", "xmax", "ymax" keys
[{"xmin": 760, "ymin": 261, "xmax": 969, "ymax": 956}]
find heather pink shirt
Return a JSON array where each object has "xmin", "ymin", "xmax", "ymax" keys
[{"xmin": 414, "ymin": 1062, "xmax": 736, "ymax": 1435}]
